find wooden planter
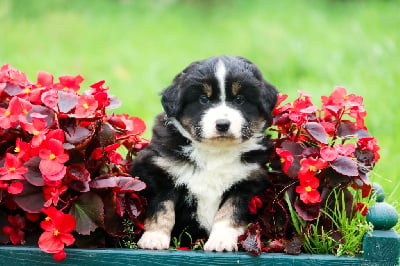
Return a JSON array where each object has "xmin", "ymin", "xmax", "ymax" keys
[
  {"xmin": 0, "ymin": 228, "xmax": 398, "ymax": 265},
  {"xmin": 0, "ymin": 189, "xmax": 398, "ymax": 265}
]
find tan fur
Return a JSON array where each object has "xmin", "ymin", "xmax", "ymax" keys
[
  {"xmin": 143, "ymin": 200, "xmax": 175, "ymax": 235},
  {"xmin": 203, "ymin": 83, "xmax": 212, "ymax": 98},
  {"xmin": 232, "ymin": 81, "xmax": 241, "ymax": 96}
]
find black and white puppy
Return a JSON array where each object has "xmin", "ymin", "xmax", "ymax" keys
[{"xmin": 131, "ymin": 55, "xmax": 278, "ymax": 252}]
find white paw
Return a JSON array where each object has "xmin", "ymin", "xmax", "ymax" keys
[
  {"xmin": 204, "ymin": 222, "xmax": 243, "ymax": 252},
  {"xmin": 138, "ymin": 231, "xmax": 171, "ymax": 250}
]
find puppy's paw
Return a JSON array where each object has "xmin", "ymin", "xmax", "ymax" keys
[
  {"xmin": 138, "ymin": 231, "xmax": 171, "ymax": 250},
  {"xmin": 204, "ymin": 223, "xmax": 242, "ymax": 252}
]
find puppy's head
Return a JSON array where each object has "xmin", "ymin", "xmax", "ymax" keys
[{"xmin": 162, "ymin": 56, "xmax": 278, "ymax": 144}]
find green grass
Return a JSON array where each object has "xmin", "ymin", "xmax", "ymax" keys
[{"xmin": 0, "ymin": 0, "xmax": 399, "ymax": 228}]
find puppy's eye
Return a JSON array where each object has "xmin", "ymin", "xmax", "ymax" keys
[
  {"xmin": 233, "ymin": 95, "xmax": 245, "ymax": 105},
  {"xmin": 199, "ymin": 95, "xmax": 210, "ymax": 104}
]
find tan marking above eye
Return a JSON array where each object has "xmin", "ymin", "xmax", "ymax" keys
[
  {"xmin": 203, "ymin": 84, "xmax": 212, "ymax": 98},
  {"xmin": 232, "ymin": 82, "xmax": 241, "ymax": 96}
]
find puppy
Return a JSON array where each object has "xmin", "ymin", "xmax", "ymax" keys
[{"xmin": 131, "ymin": 55, "xmax": 278, "ymax": 252}]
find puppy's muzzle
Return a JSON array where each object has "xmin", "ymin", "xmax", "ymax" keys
[{"xmin": 216, "ymin": 119, "xmax": 230, "ymax": 133}]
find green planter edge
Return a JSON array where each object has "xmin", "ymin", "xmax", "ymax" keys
[{"xmin": 0, "ymin": 229, "xmax": 398, "ymax": 266}]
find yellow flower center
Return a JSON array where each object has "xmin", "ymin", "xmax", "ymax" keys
[
  {"xmin": 280, "ymin": 158, "xmax": 285, "ymax": 164},
  {"xmin": 22, "ymin": 109, "xmax": 28, "ymax": 114},
  {"xmin": 343, "ymin": 95, "xmax": 349, "ymax": 100},
  {"xmin": 305, "ymin": 186, "xmax": 312, "ymax": 192},
  {"xmin": 309, "ymin": 165, "xmax": 317, "ymax": 172},
  {"xmin": 9, "ymin": 167, "xmax": 16, "ymax": 172},
  {"xmin": 5, "ymin": 110, "xmax": 11, "ymax": 117},
  {"xmin": 36, "ymin": 84, "xmax": 42, "ymax": 88},
  {"xmin": 24, "ymin": 88, "xmax": 31, "ymax": 94},
  {"xmin": 53, "ymin": 230, "xmax": 60, "ymax": 237},
  {"xmin": 49, "ymin": 154, "xmax": 56, "ymax": 160},
  {"xmin": 33, "ymin": 130, "xmax": 40, "ymax": 136},
  {"xmin": 63, "ymin": 87, "xmax": 69, "ymax": 91},
  {"xmin": 45, "ymin": 216, "xmax": 51, "ymax": 222},
  {"xmin": 14, "ymin": 147, "xmax": 21, "ymax": 153},
  {"xmin": 83, "ymin": 103, "xmax": 89, "ymax": 110}
]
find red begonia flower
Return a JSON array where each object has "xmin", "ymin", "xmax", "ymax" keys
[
  {"xmin": 39, "ymin": 139, "xmax": 69, "ymax": 181},
  {"xmin": 43, "ymin": 185, "xmax": 68, "ymax": 207},
  {"xmin": 320, "ymin": 147, "xmax": 338, "ymax": 162},
  {"xmin": 296, "ymin": 176, "xmax": 321, "ymax": 204},
  {"xmin": 357, "ymin": 137, "xmax": 380, "ymax": 163},
  {"xmin": 0, "ymin": 153, "xmax": 28, "ymax": 181},
  {"xmin": 39, "ymin": 207, "xmax": 75, "ymax": 259},
  {"xmin": 2, "ymin": 215, "xmax": 26, "ymax": 245},
  {"xmin": 36, "ymin": 71, "xmax": 54, "ymax": 88},
  {"xmin": 355, "ymin": 202, "xmax": 368, "ymax": 216},
  {"xmin": 23, "ymin": 118, "xmax": 49, "ymax": 147},
  {"xmin": 58, "ymin": 75, "xmax": 84, "ymax": 92},
  {"xmin": 0, "ymin": 97, "xmax": 32, "ymax": 129},
  {"xmin": 14, "ymin": 138, "xmax": 31, "ymax": 161},
  {"xmin": 276, "ymin": 148, "xmax": 294, "ymax": 173},
  {"xmin": 74, "ymin": 94, "xmax": 98, "ymax": 118},
  {"xmin": 8, "ymin": 181, "xmax": 23, "ymax": 194},
  {"xmin": 298, "ymin": 157, "xmax": 327, "ymax": 179},
  {"xmin": 41, "ymin": 89, "xmax": 59, "ymax": 108},
  {"xmin": 248, "ymin": 196, "xmax": 263, "ymax": 214},
  {"xmin": 335, "ymin": 143, "xmax": 355, "ymax": 157}
]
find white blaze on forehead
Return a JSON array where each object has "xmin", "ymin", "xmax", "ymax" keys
[{"xmin": 215, "ymin": 60, "xmax": 227, "ymax": 102}]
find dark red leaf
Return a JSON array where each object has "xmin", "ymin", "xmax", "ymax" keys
[
  {"xmin": 284, "ymin": 237, "xmax": 302, "ymax": 255},
  {"xmin": 294, "ymin": 200, "xmax": 320, "ymax": 221},
  {"xmin": 337, "ymin": 120, "xmax": 356, "ymax": 138},
  {"xmin": 12, "ymin": 181, "xmax": 45, "ymax": 213},
  {"xmin": 239, "ymin": 224, "xmax": 262, "ymax": 255},
  {"xmin": 27, "ymin": 105, "xmax": 56, "ymax": 129},
  {"xmin": 103, "ymin": 190, "xmax": 127, "ymax": 237},
  {"xmin": 99, "ymin": 122, "xmax": 116, "ymax": 148},
  {"xmin": 4, "ymin": 83, "xmax": 23, "ymax": 96},
  {"xmin": 67, "ymin": 164, "xmax": 91, "ymax": 182},
  {"xmin": 119, "ymin": 177, "xmax": 146, "ymax": 192},
  {"xmin": 65, "ymin": 125, "xmax": 93, "ymax": 145},
  {"xmin": 305, "ymin": 122, "xmax": 328, "ymax": 144},
  {"xmin": 116, "ymin": 194, "xmax": 126, "ymax": 217},
  {"xmin": 69, "ymin": 180, "xmax": 90, "ymax": 193},
  {"xmin": 23, "ymin": 156, "xmax": 44, "ymax": 186},
  {"xmin": 126, "ymin": 196, "xmax": 142, "ymax": 219},
  {"xmin": 69, "ymin": 192, "xmax": 104, "ymax": 235},
  {"xmin": 57, "ymin": 91, "xmax": 79, "ymax": 113},
  {"xmin": 74, "ymin": 229, "xmax": 106, "ymax": 248},
  {"xmin": 330, "ymin": 155, "xmax": 359, "ymax": 176}
]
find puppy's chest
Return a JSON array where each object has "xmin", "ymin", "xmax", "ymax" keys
[{"xmin": 154, "ymin": 144, "xmax": 260, "ymax": 231}]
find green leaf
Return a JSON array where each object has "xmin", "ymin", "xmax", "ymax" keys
[{"xmin": 69, "ymin": 192, "xmax": 104, "ymax": 235}]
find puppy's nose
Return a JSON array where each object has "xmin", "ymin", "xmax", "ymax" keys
[{"xmin": 216, "ymin": 119, "xmax": 230, "ymax": 132}]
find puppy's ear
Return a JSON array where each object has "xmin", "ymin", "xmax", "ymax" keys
[
  {"xmin": 260, "ymin": 80, "xmax": 278, "ymax": 124},
  {"xmin": 161, "ymin": 83, "xmax": 180, "ymax": 118}
]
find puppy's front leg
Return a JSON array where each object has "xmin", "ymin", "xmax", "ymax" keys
[
  {"xmin": 138, "ymin": 200, "xmax": 175, "ymax": 250},
  {"xmin": 204, "ymin": 198, "xmax": 245, "ymax": 252}
]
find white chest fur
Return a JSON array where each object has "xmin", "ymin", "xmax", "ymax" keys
[{"xmin": 154, "ymin": 137, "xmax": 264, "ymax": 232}]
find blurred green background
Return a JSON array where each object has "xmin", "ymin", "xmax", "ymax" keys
[{"xmin": 1, "ymin": 0, "xmax": 399, "ymax": 226}]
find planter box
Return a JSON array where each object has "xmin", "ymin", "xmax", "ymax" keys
[{"xmin": 0, "ymin": 229, "xmax": 398, "ymax": 266}]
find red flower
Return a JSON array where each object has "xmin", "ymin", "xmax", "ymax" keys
[
  {"xmin": 38, "ymin": 207, "xmax": 76, "ymax": 261},
  {"xmin": 0, "ymin": 153, "xmax": 27, "ymax": 181},
  {"xmin": 357, "ymin": 137, "xmax": 380, "ymax": 163},
  {"xmin": 23, "ymin": 118, "xmax": 49, "ymax": 147},
  {"xmin": 39, "ymin": 139, "xmax": 69, "ymax": 182},
  {"xmin": 74, "ymin": 94, "xmax": 98, "ymax": 118},
  {"xmin": 355, "ymin": 202, "xmax": 368, "ymax": 216},
  {"xmin": 36, "ymin": 71, "xmax": 54, "ymax": 88},
  {"xmin": 8, "ymin": 181, "xmax": 24, "ymax": 194},
  {"xmin": 58, "ymin": 74, "xmax": 84, "ymax": 92},
  {"xmin": 2, "ymin": 215, "xmax": 26, "ymax": 245},
  {"xmin": 296, "ymin": 176, "xmax": 321, "ymax": 204},
  {"xmin": 43, "ymin": 185, "xmax": 68, "ymax": 207},
  {"xmin": 276, "ymin": 149, "xmax": 294, "ymax": 173},
  {"xmin": 0, "ymin": 97, "xmax": 32, "ymax": 129},
  {"xmin": 14, "ymin": 138, "xmax": 31, "ymax": 161},
  {"xmin": 298, "ymin": 157, "xmax": 327, "ymax": 179},
  {"xmin": 248, "ymin": 196, "xmax": 263, "ymax": 214},
  {"xmin": 41, "ymin": 89, "xmax": 59, "ymax": 108}
]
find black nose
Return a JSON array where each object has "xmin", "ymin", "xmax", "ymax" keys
[{"xmin": 216, "ymin": 119, "xmax": 230, "ymax": 132}]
